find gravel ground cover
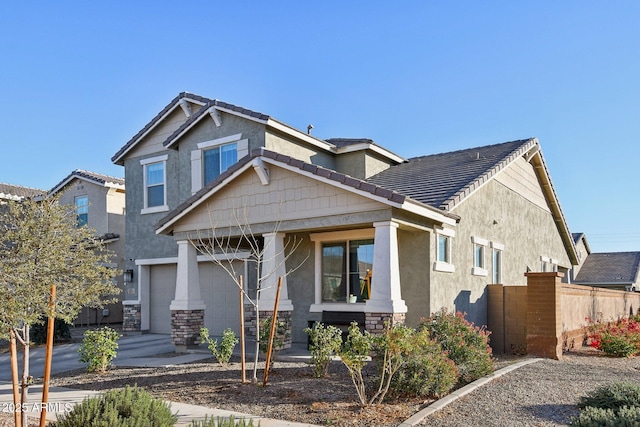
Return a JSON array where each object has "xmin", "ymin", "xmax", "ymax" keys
[{"xmin": 3, "ymin": 347, "xmax": 640, "ymax": 426}]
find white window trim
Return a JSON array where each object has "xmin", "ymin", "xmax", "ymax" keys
[
  {"xmin": 191, "ymin": 134, "xmax": 249, "ymax": 194},
  {"xmin": 309, "ymin": 229, "xmax": 375, "ymax": 312},
  {"xmin": 491, "ymin": 243, "xmax": 503, "ymax": 284},
  {"xmin": 540, "ymin": 255, "xmax": 558, "ymax": 272},
  {"xmin": 140, "ymin": 154, "xmax": 169, "ymax": 214},
  {"xmin": 472, "ymin": 236, "xmax": 488, "ymax": 276},
  {"xmin": 434, "ymin": 227, "xmax": 455, "ymax": 273}
]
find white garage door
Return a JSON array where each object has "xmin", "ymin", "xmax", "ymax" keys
[
  {"xmin": 200, "ymin": 261, "xmax": 243, "ymax": 337},
  {"xmin": 149, "ymin": 264, "xmax": 176, "ymax": 334}
]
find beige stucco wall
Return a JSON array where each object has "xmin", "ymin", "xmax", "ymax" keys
[
  {"xmin": 429, "ymin": 163, "xmax": 572, "ymax": 327},
  {"xmin": 335, "ymin": 151, "xmax": 394, "ymax": 180},
  {"xmin": 398, "ymin": 228, "xmax": 431, "ymax": 326},
  {"xmin": 265, "ymin": 131, "xmax": 334, "ymax": 169}
]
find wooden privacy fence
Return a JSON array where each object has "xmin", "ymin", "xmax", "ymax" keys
[{"xmin": 487, "ymin": 272, "xmax": 640, "ymax": 360}]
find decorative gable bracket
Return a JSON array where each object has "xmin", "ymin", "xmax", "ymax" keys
[
  {"xmin": 208, "ymin": 106, "xmax": 222, "ymax": 127},
  {"xmin": 251, "ymin": 158, "xmax": 269, "ymax": 185},
  {"xmin": 179, "ymin": 99, "xmax": 192, "ymax": 118}
]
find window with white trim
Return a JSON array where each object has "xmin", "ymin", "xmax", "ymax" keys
[
  {"xmin": 471, "ymin": 236, "xmax": 488, "ymax": 276},
  {"xmin": 491, "ymin": 242, "xmax": 504, "ymax": 284},
  {"xmin": 310, "ymin": 229, "xmax": 375, "ymax": 310},
  {"xmin": 321, "ymin": 239, "xmax": 373, "ymax": 303},
  {"xmin": 191, "ymin": 134, "xmax": 249, "ymax": 193},
  {"xmin": 140, "ymin": 155, "xmax": 168, "ymax": 214},
  {"xmin": 76, "ymin": 196, "xmax": 88, "ymax": 227},
  {"xmin": 434, "ymin": 228, "xmax": 455, "ymax": 273}
]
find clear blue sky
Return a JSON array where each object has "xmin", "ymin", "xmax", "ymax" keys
[{"xmin": 1, "ymin": 2, "xmax": 638, "ymax": 252}]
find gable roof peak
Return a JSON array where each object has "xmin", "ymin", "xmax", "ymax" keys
[{"xmin": 49, "ymin": 169, "xmax": 125, "ymax": 195}]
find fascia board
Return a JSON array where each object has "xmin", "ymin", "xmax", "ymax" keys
[
  {"xmin": 113, "ymin": 96, "xmax": 206, "ymax": 164},
  {"xmin": 266, "ymin": 119, "xmax": 335, "ymax": 153},
  {"xmin": 336, "ymin": 143, "xmax": 406, "ymax": 163},
  {"xmin": 262, "ymin": 157, "xmax": 457, "ymax": 225},
  {"xmin": 400, "ymin": 199, "xmax": 458, "ymax": 226}
]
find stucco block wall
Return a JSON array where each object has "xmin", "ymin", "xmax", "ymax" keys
[{"xmin": 488, "ymin": 273, "xmax": 640, "ymax": 359}]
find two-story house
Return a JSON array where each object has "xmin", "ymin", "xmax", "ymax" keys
[
  {"xmin": 49, "ymin": 170, "xmax": 126, "ymax": 324},
  {"xmin": 112, "ymin": 92, "xmax": 578, "ymax": 351}
]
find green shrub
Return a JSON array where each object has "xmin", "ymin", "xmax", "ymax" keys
[
  {"xmin": 190, "ymin": 415, "xmax": 259, "ymax": 426},
  {"xmin": 388, "ymin": 327, "xmax": 459, "ymax": 398},
  {"xmin": 78, "ymin": 326, "xmax": 120, "ymax": 373},
  {"xmin": 304, "ymin": 322, "xmax": 342, "ymax": 378},
  {"xmin": 259, "ymin": 316, "xmax": 290, "ymax": 368},
  {"xmin": 50, "ymin": 386, "xmax": 177, "ymax": 427},
  {"xmin": 200, "ymin": 327, "xmax": 238, "ymax": 366},
  {"xmin": 599, "ymin": 333, "xmax": 638, "ymax": 358},
  {"xmin": 419, "ymin": 309, "xmax": 493, "ymax": 385},
  {"xmin": 588, "ymin": 316, "xmax": 640, "ymax": 357},
  {"xmin": 570, "ymin": 405, "xmax": 640, "ymax": 426},
  {"xmin": 339, "ymin": 322, "xmax": 373, "ymax": 406},
  {"xmin": 370, "ymin": 323, "xmax": 417, "ymax": 404},
  {"xmin": 31, "ymin": 318, "xmax": 71, "ymax": 345},
  {"xmin": 578, "ymin": 382, "xmax": 640, "ymax": 411}
]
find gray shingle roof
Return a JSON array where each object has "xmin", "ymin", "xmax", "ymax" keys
[
  {"xmin": 0, "ymin": 183, "xmax": 46, "ymax": 200},
  {"xmin": 366, "ymin": 139, "xmax": 537, "ymax": 211},
  {"xmin": 574, "ymin": 252, "xmax": 640, "ymax": 284}
]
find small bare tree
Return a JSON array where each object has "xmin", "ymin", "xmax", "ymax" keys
[
  {"xmin": 194, "ymin": 203, "xmax": 307, "ymax": 383},
  {"xmin": 0, "ymin": 196, "xmax": 120, "ymax": 427}
]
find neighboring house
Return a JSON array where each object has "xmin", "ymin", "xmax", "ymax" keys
[
  {"xmin": 0, "ymin": 183, "xmax": 46, "ymax": 203},
  {"xmin": 573, "ymin": 252, "xmax": 640, "ymax": 291},
  {"xmin": 49, "ymin": 170, "xmax": 126, "ymax": 324},
  {"xmin": 570, "ymin": 232, "xmax": 591, "ymax": 281},
  {"xmin": 112, "ymin": 92, "xmax": 578, "ymax": 350}
]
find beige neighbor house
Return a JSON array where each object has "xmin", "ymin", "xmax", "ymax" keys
[
  {"xmin": 112, "ymin": 92, "xmax": 579, "ymax": 351},
  {"xmin": 49, "ymin": 170, "xmax": 126, "ymax": 324}
]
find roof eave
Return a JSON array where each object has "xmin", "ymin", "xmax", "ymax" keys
[{"xmin": 112, "ymin": 94, "xmax": 207, "ymax": 165}]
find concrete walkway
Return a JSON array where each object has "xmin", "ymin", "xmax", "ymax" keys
[{"xmin": 0, "ymin": 334, "xmax": 320, "ymax": 426}]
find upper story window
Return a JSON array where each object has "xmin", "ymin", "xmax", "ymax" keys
[
  {"xmin": 204, "ymin": 142, "xmax": 237, "ymax": 185},
  {"xmin": 434, "ymin": 228, "xmax": 455, "ymax": 273},
  {"xmin": 140, "ymin": 154, "xmax": 168, "ymax": 214},
  {"xmin": 75, "ymin": 196, "xmax": 88, "ymax": 227},
  {"xmin": 191, "ymin": 134, "xmax": 249, "ymax": 194},
  {"xmin": 471, "ymin": 236, "xmax": 488, "ymax": 277}
]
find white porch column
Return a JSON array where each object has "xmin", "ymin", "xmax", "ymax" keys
[
  {"xmin": 259, "ymin": 232, "xmax": 294, "ymax": 311},
  {"xmin": 170, "ymin": 240, "xmax": 206, "ymax": 310},
  {"xmin": 365, "ymin": 221, "xmax": 407, "ymax": 313}
]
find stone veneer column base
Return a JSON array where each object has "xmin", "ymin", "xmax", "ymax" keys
[
  {"xmin": 365, "ymin": 312, "xmax": 406, "ymax": 333},
  {"xmin": 244, "ymin": 305, "xmax": 292, "ymax": 350},
  {"xmin": 123, "ymin": 304, "xmax": 141, "ymax": 332},
  {"xmin": 171, "ymin": 309, "xmax": 204, "ymax": 353}
]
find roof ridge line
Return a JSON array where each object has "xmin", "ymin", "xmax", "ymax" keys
[{"xmin": 439, "ymin": 138, "xmax": 537, "ymax": 211}]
